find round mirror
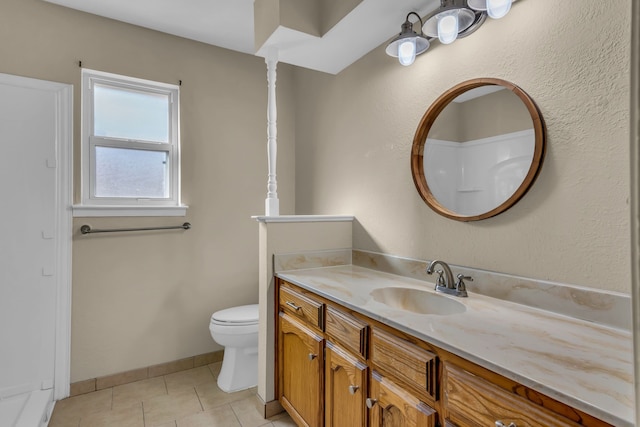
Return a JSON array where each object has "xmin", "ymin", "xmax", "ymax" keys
[{"xmin": 411, "ymin": 78, "xmax": 546, "ymax": 221}]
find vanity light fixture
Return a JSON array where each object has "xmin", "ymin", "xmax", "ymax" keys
[
  {"xmin": 385, "ymin": 12, "xmax": 430, "ymax": 66},
  {"xmin": 387, "ymin": 0, "xmax": 514, "ymax": 65},
  {"xmin": 422, "ymin": 0, "xmax": 485, "ymax": 45},
  {"xmin": 467, "ymin": 0, "xmax": 513, "ymax": 19}
]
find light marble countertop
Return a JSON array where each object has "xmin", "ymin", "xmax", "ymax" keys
[{"xmin": 276, "ymin": 265, "xmax": 634, "ymax": 427}]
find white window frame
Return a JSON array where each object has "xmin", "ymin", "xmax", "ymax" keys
[{"xmin": 74, "ymin": 69, "xmax": 186, "ymax": 217}]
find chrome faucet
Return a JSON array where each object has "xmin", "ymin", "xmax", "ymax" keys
[{"xmin": 426, "ymin": 260, "xmax": 471, "ymax": 297}]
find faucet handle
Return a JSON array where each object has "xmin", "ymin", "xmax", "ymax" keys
[
  {"xmin": 455, "ymin": 274, "xmax": 472, "ymax": 296},
  {"xmin": 427, "ymin": 266, "xmax": 447, "ymax": 290},
  {"xmin": 456, "ymin": 273, "xmax": 473, "ymax": 285},
  {"xmin": 435, "ymin": 269, "xmax": 446, "ymax": 286}
]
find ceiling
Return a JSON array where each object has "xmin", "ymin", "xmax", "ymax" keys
[{"xmin": 43, "ymin": 0, "xmax": 439, "ymax": 74}]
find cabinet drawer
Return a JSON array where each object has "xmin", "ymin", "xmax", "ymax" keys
[
  {"xmin": 325, "ymin": 306, "xmax": 368, "ymax": 358},
  {"xmin": 443, "ymin": 363, "xmax": 580, "ymax": 427},
  {"xmin": 370, "ymin": 327, "xmax": 438, "ymax": 404},
  {"xmin": 280, "ymin": 285, "xmax": 324, "ymax": 330}
]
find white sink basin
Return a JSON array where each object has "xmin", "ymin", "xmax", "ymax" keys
[{"xmin": 370, "ymin": 287, "xmax": 466, "ymax": 316}]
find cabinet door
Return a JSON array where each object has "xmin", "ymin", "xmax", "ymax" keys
[
  {"xmin": 368, "ymin": 371, "xmax": 437, "ymax": 427},
  {"xmin": 325, "ymin": 341, "xmax": 368, "ymax": 427},
  {"xmin": 278, "ymin": 312, "xmax": 324, "ymax": 427}
]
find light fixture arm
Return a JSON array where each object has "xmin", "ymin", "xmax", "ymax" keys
[{"xmin": 404, "ymin": 12, "xmax": 425, "ymax": 35}]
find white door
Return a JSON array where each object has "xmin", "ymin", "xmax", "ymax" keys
[{"xmin": 0, "ymin": 73, "xmax": 72, "ymax": 402}]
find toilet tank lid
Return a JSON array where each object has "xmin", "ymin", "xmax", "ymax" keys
[{"xmin": 211, "ymin": 304, "xmax": 259, "ymax": 324}]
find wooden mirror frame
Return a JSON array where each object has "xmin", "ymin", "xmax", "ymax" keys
[{"xmin": 411, "ymin": 78, "xmax": 546, "ymax": 222}]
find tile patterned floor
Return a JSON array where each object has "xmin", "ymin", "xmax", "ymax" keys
[{"xmin": 49, "ymin": 362, "xmax": 295, "ymax": 427}]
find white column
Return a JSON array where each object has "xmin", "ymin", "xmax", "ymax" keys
[{"xmin": 265, "ymin": 49, "xmax": 280, "ymax": 216}]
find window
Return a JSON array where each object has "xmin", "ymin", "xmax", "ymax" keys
[{"xmin": 75, "ymin": 69, "xmax": 185, "ymax": 216}]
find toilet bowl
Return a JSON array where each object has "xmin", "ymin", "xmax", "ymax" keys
[{"xmin": 209, "ymin": 304, "xmax": 259, "ymax": 392}]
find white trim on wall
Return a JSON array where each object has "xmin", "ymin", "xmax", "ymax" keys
[
  {"xmin": 252, "ymin": 215, "xmax": 354, "ymax": 223},
  {"xmin": 54, "ymin": 83, "xmax": 73, "ymax": 400}
]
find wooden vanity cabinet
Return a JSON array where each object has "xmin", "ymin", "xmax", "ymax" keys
[
  {"xmin": 276, "ymin": 279, "xmax": 612, "ymax": 427},
  {"xmin": 278, "ymin": 281, "xmax": 370, "ymax": 427}
]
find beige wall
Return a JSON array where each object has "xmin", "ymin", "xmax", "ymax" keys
[
  {"xmin": 293, "ymin": 0, "xmax": 632, "ymax": 293},
  {"xmin": 0, "ymin": 0, "xmax": 296, "ymax": 381}
]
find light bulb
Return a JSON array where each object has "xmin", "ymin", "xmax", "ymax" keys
[
  {"xmin": 398, "ymin": 38, "xmax": 417, "ymax": 66},
  {"xmin": 437, "ymin": 12, "xmax": 458, "ymax": 45},
  {"xmin": 487, "ymin": 0, "xmax": 511, "ymax": 19}
]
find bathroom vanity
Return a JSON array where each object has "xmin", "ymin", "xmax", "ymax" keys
[{"xmin": 273, "ymin": 260, "xmax": 633, "ymax": 427}]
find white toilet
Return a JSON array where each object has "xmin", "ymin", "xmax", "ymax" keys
[{"xmin": 209, "ymin": 304, "xmax": 259, "ymax": 392}]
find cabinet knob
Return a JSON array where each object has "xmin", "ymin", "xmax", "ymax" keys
[
  {"xmin": 348, "ymin": 385, "xmax": 359, "ymax": 395},
  {"xmin": 286, "ymin": 301, "xmax": 302, "ymax": 311},
  {"xmin": 495, "ymin": 422, "xmax": 516, "ymax": 427},
  {"xmin": 308, "ymin": 353, "xmax": 317, "ymax": 361},
  {"xmin": 365, "ymin": 398, "xmax": 377, "ymax": 409}
]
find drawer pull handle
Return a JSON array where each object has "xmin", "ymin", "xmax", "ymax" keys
[
  {"xmin": 495, "ymin": 422, "xmax": 516, "ymax": 427},
  {"xmin": 308, "ymin": 353, "xmax": 317, "ymax": 361},
  {"xmin": 365, "ymin": 398, "xmax": 377, "ymax": 409},
  {"xmin": 348, "ymin": 385, "xmax": 359, "ymax": 395},
  {"xmin": 286, "ymin": 301, "xmax": 302, "ymax": 311}
]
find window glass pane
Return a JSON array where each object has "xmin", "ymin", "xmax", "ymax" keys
[
  {"xmin": 94, "ymin": 84, "xmax": 169, "ymax": 142},
  {"xmin": 95, "ymin": 146, "xmax": 168, "ymax": 198}
]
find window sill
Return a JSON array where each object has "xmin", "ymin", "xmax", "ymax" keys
[{"xmin": 72, "ymin": 205, "xmax": 188, "ymax": 217}]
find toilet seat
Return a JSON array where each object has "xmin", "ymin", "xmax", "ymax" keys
[{"xmin": 211, "ymin": 304, "xmax": 258, "ymax": 326}]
